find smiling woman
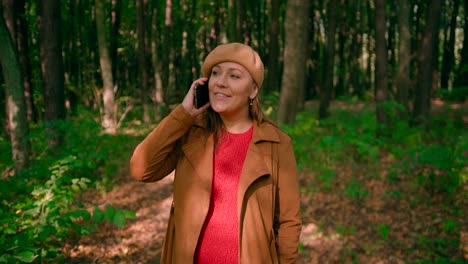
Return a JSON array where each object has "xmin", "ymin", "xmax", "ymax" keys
[
  {"xmin": 206, "ymin": 62, "xmax": 258, "ymax": 132},
  {"xmin": 130, "ymin": 42, "xmax": 301, "ymax": 264}
]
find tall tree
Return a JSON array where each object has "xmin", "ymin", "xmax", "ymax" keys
[
  {"xmin": 440, "ymin": 0, "xmax": 460, "ymax": 90},
  {"xmin": 374, "ymin": 0, "xmax": 391, "ymax": 132},
  {"xmin": 227, "ymin": 0, "xmax": 238, "ymax": 42},
  {"xmin": 38, "ymin": 0, "xmax": 66, "ymax": 149},
  {"xmin": 96, "ymin": 0, "xmax": 117, "ymax": 132},
  {"xmin": 318, "ymin": 0, "xmax": 338, "ymax": 119},
  {"xmin": 236, "ymin": 0, "xmax": 243, "ymax": 42},
  {"xmin": 454, "ymin": 0, "xmax": 468, "ymax": 97},
  {"xmin": 150, "ymin": 1, "xmax": 165, "ymax": 120},
  {"xmin": 160, "ymin": 0, "xmax": 173, "ymax": 104},
  {"xmin": 136, "ymin": 0, "xmax": 150, "ymax": 124},
  {"xmin": 349, "ymin": 0, "xmax": 363, "ymax": 98},
  {"xmin": 335, "ymin": 0, "xmax": 346, "ymax": 98},
  {"xmin": 412, "ymin": 0, "xmax": 443, "ymax": 127},
  {"xmin": 396, "ymin": 0, "xmax": 411, "ymax": 117},
  {"xmin": 3, "ymin": 0, "xmax": 36, "ymax": 123},
  {"xmin": 277, "ymin": 0, "xmax": 310, "ymax": 124},
  {"xmin": 264, "ymin": 0, "xmax": 281, "ymax": 93},
  {"xmin": 0, "ymin": 13, "xmax": 30, "ymax": 171},
  {"xmin": 110, "ymin": 0, "xmax": 121, "ymax": 80}
]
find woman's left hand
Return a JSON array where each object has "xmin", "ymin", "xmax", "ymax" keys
[{"xmin": 182, "ymin": 77, "xmax": 210, "ymax": 117}]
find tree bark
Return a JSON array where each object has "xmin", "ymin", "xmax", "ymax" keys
[
  {"xmin": 374, "ymin": 0, "xmax": 391, "ymax": 133},
  {"xmin": 277, "ymin": 0, "xmax": 310, "ymax": 124},
  {"xmin": 396, "ymin": 0, "xmax": 411, "ymax": 117},
  {"xmin": 38, "ymin": 0, "xmax": 66, "ymax": 149},
  {"xmin": 440, "ymin": 0, "xmax": 460, "ymax": 90},
  {"xmin": 264, "ymin": 0, "xmax": 280, "ymax": 93},
  {"xmin": 151, "ymin": 1, "xmax": 164, "ymax": 120},
  {"xmin": 96, "ymin": 0, "xmax": 117, "ymax": 133},
  {"xmin": 236, "ymin": 0, "xmax": 243, "ymax": 42},
  {"xmin": 350, "ymin": 5, "xmax": 362, "ymax": 98},
  {"xmin": 335, "ymin": 0, "xmax": 346, "ymax": 98},
  {"xmin": 318, "ymin": 0, "xmax": 337, "ymax": 119},
  {"xmin": 454, "ymin": 0, "xmax": 468, "ymax": 95},
  {"xmin": 0, "ymin": 14, "xmax": 30, "ymax": 172},
  {"xmin": 136, "ymin": 0, "xmax": 150, "ymax": 124},
  {"xmin": 3, "ymin": 0, "xmax": 36, "ymax": 123},
  {"xmin": 412, "ymin": 0, "xmax": 443, "ymax": 127},
  {"xmin": 110, "ymin": 0, "xmax": 121, "ymax": 81}
]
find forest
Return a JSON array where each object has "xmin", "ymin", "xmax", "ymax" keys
[{"xmin": 0, "ymin": 0, "xmax": 467, "ymax": 263}]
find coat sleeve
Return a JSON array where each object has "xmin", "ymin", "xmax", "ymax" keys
[
  {"xmin": 276, "ymin": 137, "xmax": 302, "ymax": 263},
  {"xmin": 129, "ymin": 104, "xmax": 195, "ymax": 182}
]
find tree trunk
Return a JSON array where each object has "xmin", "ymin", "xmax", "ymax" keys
[
  {"xmin": 374, "ymin": 0, "xmax": 391, "ymax": 133},
  {"xmin": 440, "ymin": 0, "xmax": 460, "ymax": 90},
  {"xmin": 38, "ymin": 0, "xmax": 66, "ymax": 149},
  {"xmin": 228, "ymin": 0, "xmax": 237, "ymax": 42},
  {"xmin": 387, "ymin": 1, "xmax": 397, "ymax": 87},
  {"xmin": 160, "ymin": 0, "xmax": 172, "ymax": 103},
  {"xmin": 151, "ymin": 2, "xmax": 164, "ymax": 120},
  {"xmin": 396, "ymin": 0, "xmax": 411, "ymax": 117},
  {"xmin": 137, "ymin": 0, "xmax": 150, "ymax": 124},
  {"xmin": 277, "ymin": 0, "xmax": 310, "ymax": 124},
  {"xmin": 0, "ymin": 14, "xmax": 30, "ymax": 172},
  {"xmin": 412, "ymin": 0, "xmax": 443, "ymax": 127},
  {"xmin": 348, "ymin": 0, "xmax": 362, "ymax": 98},
  {"xmin": 335, "ymin": 0, "xmax": 346, "ymax": 98},
  {"xmin": 110, "ymin": 0, "xmax": 121, "ymax": 81},
  {"xmin": 236, "ymin": 0, "xmax": 243, "ymax": 42},
  {"xmin": 454, "ymin": 0, "xmax": 468, "ymax": 98},
  {"xmin": 264, "ymin": 0, "xmax": 280, "ymax": 93},
  {"xmin": 3, "ymin": 0, "xmax": 36, "ymax": 123},
  {"xmin": 318, "ymin": 0, "xmax": 337, "ymax": 119},
  {"xmin": 366, "ymin": 0, "xmax": 374, "ymax": 94},
  {"xmin": 96, "ymin": 0, "xmax": 117, "ymax": 133}
]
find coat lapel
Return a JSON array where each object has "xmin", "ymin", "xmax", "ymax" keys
[
  {"xmin": 181, "ymin": 131, "xmax": 214, "ymax": 192},
  {"xmin": 237, "ymin": 121, "xmax": 280, "ymax": 220}
]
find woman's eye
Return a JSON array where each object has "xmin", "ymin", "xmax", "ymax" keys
[
  {"xmin": 211, "ymin": 71, "xmax": 219, "ymax": 76},
  {"xmin": 230, "ymin": 74, "xmax": 240, "ymax": 79}
]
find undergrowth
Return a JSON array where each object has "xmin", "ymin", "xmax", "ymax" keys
[
  {"xmin": 280, "ymin": 100, "xmax": 467, "ymax": 262},
  {"xmin": 0, "ymin": 113, "xmax": 138, "ymax": 263}
]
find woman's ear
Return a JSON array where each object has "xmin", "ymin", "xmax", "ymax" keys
[{"xmin": 250, "ymin": 84, "xmax": 259, "ymax": 100}]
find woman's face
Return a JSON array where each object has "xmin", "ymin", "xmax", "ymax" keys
[{"xmin": 208, "ymin": 62, "xmax": 258, "ymax": 119}]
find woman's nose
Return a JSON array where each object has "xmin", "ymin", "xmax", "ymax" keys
[{"xmin": 213, "ymin": 74, "xmax": 227, "ymax": 88}]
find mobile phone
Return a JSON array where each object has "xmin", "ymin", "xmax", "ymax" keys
[{"xmin": 195, "ymin": 80, "xmax": 209, "ymax": 108}]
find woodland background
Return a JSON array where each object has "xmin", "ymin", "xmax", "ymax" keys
[{"xmin": 0, "ymin": 0, "xmax": 467, "ymax": 263}]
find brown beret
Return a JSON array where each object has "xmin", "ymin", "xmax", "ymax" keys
[{"xmin": 201, "ymin": 43, "xmax": 264, "ymax": 88}]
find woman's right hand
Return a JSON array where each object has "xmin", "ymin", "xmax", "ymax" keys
[{"xmin": 182, "ymin": 77, "xmax": 210, "ymax": 117}]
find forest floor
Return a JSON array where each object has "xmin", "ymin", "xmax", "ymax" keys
[{"xmin": 62, "ymin": 100, "xmax": 468, "ymax": 263}]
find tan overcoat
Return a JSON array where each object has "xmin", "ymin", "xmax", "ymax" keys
[{"xmin": 130, "ymin": 105, "xmax": 302, "ymax": 263}]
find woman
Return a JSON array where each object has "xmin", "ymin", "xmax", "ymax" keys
[{"xmin": 130, "ymin": 43, "xmax": 301, "ymax": 263}]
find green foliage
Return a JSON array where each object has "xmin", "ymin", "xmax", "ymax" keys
[
  {"xmin": 377, "ymin": 224, "xmax": 390, "ymax": 240},
  {"xmin": 0, "ymin": 112, "xmax": 138, "ymax": 263},
  {"xmin": 286, "ymin": 99, "xmax": 466, "ymax": 261},
  {"xmin": 437, "ymin": 86, "xmax": 468, "ymax": 102},
  {"xmin": 344, "ymin": 177, "xmax": 369, "ymax": 201}
]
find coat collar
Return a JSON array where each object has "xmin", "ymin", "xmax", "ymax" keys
[
  {"xmin": 191, "ymin": 114, "xmax": 280, "ymax": 212},
  {"xmin": 193, "ymin": 114, "xmax": 280, "ymax": 144}
]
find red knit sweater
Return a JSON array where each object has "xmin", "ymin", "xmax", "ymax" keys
[{"xmin": 195, "ymin": 126, "xmax": 253, "ymax": 263}]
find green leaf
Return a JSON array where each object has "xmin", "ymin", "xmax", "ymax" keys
[
  {"xmin": 124, "ymin": 210, "xmax": 136, "ymax": 219},
  {"xmin": 92, "ymin": 206, "xmax": 104, "ymax": 223},
  {"xmin": 113, "ymin": 210, "xmax": 126, "ymax": 228},
  {"xmin": 104, "ymin": 204, "xmax": 115, "ymax": 222},
  {"xmin": 0, "ymin": 254, "xmax": 11, "ymax": 263},
  {"xmin": 14, "ymin": 251, "xmax": 37, "ymax": 263}
]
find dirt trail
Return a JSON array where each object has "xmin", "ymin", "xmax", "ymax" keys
[
  {"xmin": 63, "ymin": 168, "xmax": 344, "ymax": 263},
  {"xmin": 63, "ymin": 165, "xmax": 467, "ymax": 263}
]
